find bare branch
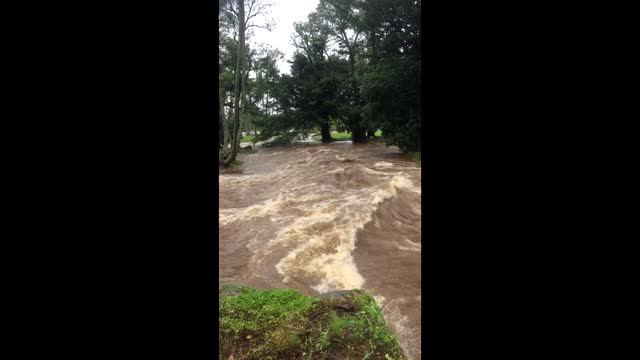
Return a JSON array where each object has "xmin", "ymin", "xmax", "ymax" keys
[
  {"xmin": 244, "ymin": 0, "xmax": 273, "ymax": 28},
  {"xmin": 245, "ymin": 0, "xmax": 256, "ymax": 21},
  {"xmin": 245, "ymin": 12, "xmax": 259, "ymax": 23},
  {"xmin": 339, "ymin": 29, "xmax": 350, "ymax": 49},
  {"xmin": 223, "ymin": 1, "xmax": 238, "ymax": 17},
  {"xmin": 246, "ymin": 23, "xmax": 272, "ymax": 30}
]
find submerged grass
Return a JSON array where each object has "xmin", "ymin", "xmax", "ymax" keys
[{"xmin": 219, "ymin": 285, "xmax": 406, "ymax": 360}]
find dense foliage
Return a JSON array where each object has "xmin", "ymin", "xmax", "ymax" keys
[{"xmin": 219, "ymin": 0, "xmax": 421, "ymax": 154}]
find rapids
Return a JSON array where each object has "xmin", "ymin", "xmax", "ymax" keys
[{"xmin": 219, "ymin": 143, "xmax": 422, "ymax": 359}]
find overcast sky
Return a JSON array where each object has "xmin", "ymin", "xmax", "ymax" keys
[{"xmin": 247, "ymin": 0, "xmax": 319, "ymax": 75}]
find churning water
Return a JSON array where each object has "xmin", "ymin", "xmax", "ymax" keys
[{"xmin": 219, "ymin": 143, "xmax": 422, "ymax": 359}]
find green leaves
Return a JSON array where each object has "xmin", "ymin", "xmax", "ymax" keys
[{"xmin": 222, "ymin": 0, "xmax": 421, "ymax": 152}]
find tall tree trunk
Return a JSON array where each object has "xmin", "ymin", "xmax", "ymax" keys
[
  {"xmin": 361, "ymin": 29, "xmax": 379, "ymax": 142},
  {"xmin": 321, "ymin": 121, "xmax": 331, "ymax": 143},
  {"xmin": 224, "ymin": 94, "xmax": 232, "ymax": 146},
  {"xmin": 351, "ymin": 127, "xmax": 367, "ymax": 143},
  {"xmin": 237, "ymin": 51, "xmax": 249, "ymax": 142},
  {"xmin": 347, "ymin": 46, "xmax": 366, "ymax": 144},
  {"xmin": 224, "ymin": 0, "xmax": 245, "ymax": 167},
  {"xmin": 219, "ymin": 88, "xmax": 225, "ymax": 148}
]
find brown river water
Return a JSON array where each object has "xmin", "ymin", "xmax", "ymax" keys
[{"xmin": 219, "ymin": 142, "xmax": 422, "ymax": 359}]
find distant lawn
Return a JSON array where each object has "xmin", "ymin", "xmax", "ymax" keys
[
  {"xmin": 332, "ymin": 132, "xmax": 352, "ymax": 140},
  {"xmin": 312, "ymin": 130, "xmax": 382, "ymax": 142},
  {"xmin": 241, "ymin": 135, "xmax": 255, "ymax": 143},
  {"xmin": 312, "ymin": 133, "xmax": 350, "ymax": 141}
]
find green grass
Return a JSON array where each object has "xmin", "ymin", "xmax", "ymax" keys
[
  {"xmin": 311, "ymin": 132, "xmax": 353, "ymax": 141},
  {"xmin": 331, "ymin": 132, "xmax": 353, "ymax": 140},
  {"xmin": 407, "ymin": 152, "xmax": 421, "ymax": 164},
  {"xmin": 311, "ymin": 130, "xmax": 382, "ymax": 142},
  {"xmin": 241, "ymin": 135, "xmax": 255, "ymax": 143},
  {"xmin": 219, "ymin": 285, "xmax": 406, "ymax": 360}
]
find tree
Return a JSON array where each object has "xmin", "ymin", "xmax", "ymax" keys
[
  {"xmin": 357, "ymin": 0, "xmax": 421, "ymax": 152},
  {"xmin": 318, "ymin": 0, "xmax": 370, "ymax": 142},
  {"xmin": 219, "ymin": 0, "xmax": 274, "ymax": 166},
  {"xmin": 244, "ymin": 45, "xmax": 283, "ymax": 136},
  {"xmin": 222, "ymin": 0, "xmax": 421, "ymax": 154},
  {"xmin": 290, "ymin": 14, "xmax": 330, "ymax": 143}
]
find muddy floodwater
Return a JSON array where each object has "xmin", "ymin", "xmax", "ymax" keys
[{"xmin": 219, "ymin": 143, "xmax": 422, "ymax": 359}]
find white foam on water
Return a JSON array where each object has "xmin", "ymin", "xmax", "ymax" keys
[
  {"xmin": 394, "ymin": 237, "xmax": 422, "ymax": 253},
  {"xmin": 328, "ymin": 167, "xmax": 346, "ymax": 174},
  {"xmin": 218, "ymin": 192, "xmax": 327, "ymax": 226},
  {"xmin": 373, "ymin": 161, "xmax": 394, "ymax": 168},
  {"xmin": 364, "ymin": 167, "xmax": 393, "ymax": 176},
  {"xmin": 389, "ymin": 175, "xmax": 422, "ymax": 194},
  {"xmin": 382, "ymin": 298, "xmax": 420, "ymax": 360},
  {"xmin": 370, "ymin": 175, "xmax": 419, "ymax": 205},
  {"xmin": 373, "ymin": 294, "xmax": 387, "ymax": 305},
  {"xmin": 220, "ymin": 147, "xmax": 423, "ymax": 359},
  {"xmin": 273, "ymin": 173, "xmax": 421, "ymax": 293},
  {"xmin": 335, "ymin": 154, "xmax": 355, "ymax": 162}
]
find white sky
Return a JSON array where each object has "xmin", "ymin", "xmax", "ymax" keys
[{"xmin": 247, "ymin": 0, "xmax": 320, "ymax": 75}]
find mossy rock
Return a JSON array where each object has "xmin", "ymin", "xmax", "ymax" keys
[{"xmin": 315, "ymin": 289, "xmax": 362, "ymax": 300}]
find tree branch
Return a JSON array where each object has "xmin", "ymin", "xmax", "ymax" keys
[
  {"xmin": 246, "ymin": 23, "xmax": 271, "ymax": 30},
  {"xmin": 224, "ymin": 1, "xmax": 238, "ymax": 17},
  {"xmin": 245, "ymin": 0, "xmax": 256, "ymax": 22}
]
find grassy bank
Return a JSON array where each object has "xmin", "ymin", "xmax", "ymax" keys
[
  {"xmin": 311, "ymin": 132, "xmax": 352, "ymax": 141},
  {"xmin": 407, "ymin": 152, "xmax": 421, "ymax": 164},
  {"xmin": 312, "ymin": 130, "xmax": 383, "ymax": 142},
  {"xmin": 219, "ymin": 285, "xmax": 406, "ymax": 360}
]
